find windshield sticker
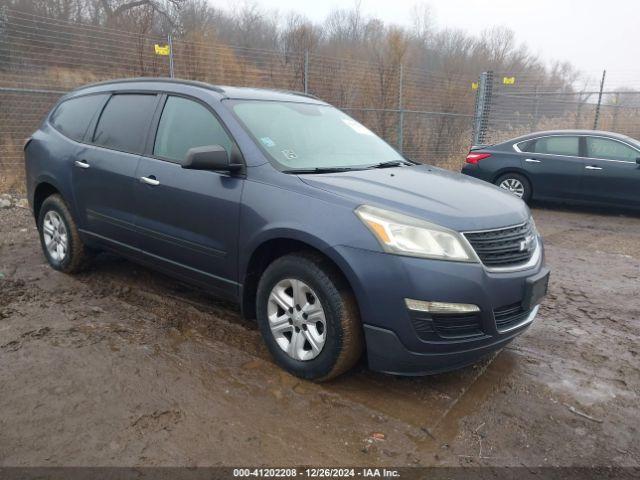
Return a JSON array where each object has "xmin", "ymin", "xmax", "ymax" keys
[
  {"xmin": 260, "ymin": 137, "xmax": 275, "ymax": 147},
  {"xmin": 342, "ymin": 118, "xmax": 374, "ymax": 136},
  {"xmin": 281, "ymin": 149, "xmax": 298, "ymax": 160}
]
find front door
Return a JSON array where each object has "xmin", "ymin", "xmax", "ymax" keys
[{"xmin": 133, "ymin": 95, "xmax": 243, "ymax": 299}]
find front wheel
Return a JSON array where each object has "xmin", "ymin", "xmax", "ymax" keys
[
  {"xmin": 256, "ymin": 252, "xmax": 363, "ymax": 381},
  {"xmin": 495, "ymin": 173, "xmax": 532, "ymax": 202}
]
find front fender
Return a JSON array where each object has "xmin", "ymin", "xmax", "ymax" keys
[{"xmin": 239, "ymin": 225, "xmax": 360, "ymax": 285}]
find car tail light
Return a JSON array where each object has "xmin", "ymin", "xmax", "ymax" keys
[{"xmin": 466, "ymin": 152, "xmax": 491, "ymax": 164}]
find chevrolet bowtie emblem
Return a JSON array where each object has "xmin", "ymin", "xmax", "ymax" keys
[{"xmin": 519, "ymin": 235, "xmax": 534, "ymax": 252}]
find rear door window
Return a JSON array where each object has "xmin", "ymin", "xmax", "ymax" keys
[
  {"xmin": 93, "ymin": 94, "xmax": 158, "ymax": 154},
  {"xmin": 533, "ymin": 136, "xmax": 580, "ymax": 156},
  {"xmin": 586, "ymin": 137, "xmax": 639, "ymax": 162},
  {"xmin": 153, "ymin": 96, "xmax": 233, "ymax": 162},
  {"xmin": 50, "ymin": 94, "xmax": 107, "ymax": 142}
]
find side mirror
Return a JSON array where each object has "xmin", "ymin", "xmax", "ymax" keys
[
  {"xmin": 182, "ymin": 145, "xmax": 242, "ymax": 172},
  {"xmin": 636, "ymin": 157, "xmax": 640, "ymax": 165}
]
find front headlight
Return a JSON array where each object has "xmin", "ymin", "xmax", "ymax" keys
[{"xmin": 355, "ymin": 205, "xmax": 478, "ymax": 262}]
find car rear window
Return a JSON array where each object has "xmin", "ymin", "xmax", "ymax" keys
[
  {"xmin": 93, "ymin": 94, "xmax": 157, "ymax": 154},
  {"xmin": 50, "ymin": 94, "xmax": 107, "ymax": 142}
]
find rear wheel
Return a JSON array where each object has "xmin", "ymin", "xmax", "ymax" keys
[
  {"xmin": 37, "ymin": 194, "xmax": 92, "ymax": 273},
  {"xmin": 496, "ymin": 173, "xmax": 532, "ymax": 202},
  {"xmin": 256, "ymin": 252, "xmax": 363, "ymax": 381}
]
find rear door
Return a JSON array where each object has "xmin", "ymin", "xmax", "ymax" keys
[
  {"xmin": 518, "ymin": 135, "xmax": 584, "ymax": 200},
  {"xmin": 73, "ymin": 93, "xmax": 159, "ymax": 250},
  {"xmin": 133, "ymin": 94, "xmax": 243, "ymax": 298},
  {"xmin": 581, "ymin": 136, "xmax": 640, "ymax": 208}
]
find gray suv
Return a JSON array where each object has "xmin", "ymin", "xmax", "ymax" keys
[{"xmin": 25, "ymin": 78, "xmax": 549, "ymax": 380}]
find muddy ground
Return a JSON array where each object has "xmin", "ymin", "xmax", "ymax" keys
[{"xmin": 0, "ymin": 203, "xmax": 638, "ymax": 467}]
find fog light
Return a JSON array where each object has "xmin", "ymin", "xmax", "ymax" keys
[{"xmin": 404, "ymin": 298, "xmax": 480, "ymax": 314}]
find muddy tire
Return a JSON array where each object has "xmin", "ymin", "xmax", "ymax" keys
[
  {"xmin": 37, "ymin": 194, "xmax": 92, "ymax": 273},
  {"xmin": 256, "ymin": 252, "xmax": 363, "ymax": 381}
]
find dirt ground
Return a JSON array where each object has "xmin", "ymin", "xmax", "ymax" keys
[{"xmin": 0, "ymin": 202, "xmax": 638, "ymax": 467}]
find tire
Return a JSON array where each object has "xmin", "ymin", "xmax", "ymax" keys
[
  {"xmin": 37, "ymin": 194, "xmax": 92, "ymax": 273},
  {"xmin": 256, "ymin": 252, "xmax": 363, "ymax": 381},
  {"xmin": 495, "ymin": 173, "xmax": 532, "ymax": 202}
]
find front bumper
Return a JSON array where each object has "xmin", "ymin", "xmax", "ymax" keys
[
  {"xmin": 334, "ymin": 244, "xmax": 547, "ymax": 375},
  {"xmin": 364, "ymin": 305, "xmax": 539, "ymax": 375}
]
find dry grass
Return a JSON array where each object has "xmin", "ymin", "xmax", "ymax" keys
[{"xmin": 0, "ymin": 138, "xmax": 26, "ymax": 194}]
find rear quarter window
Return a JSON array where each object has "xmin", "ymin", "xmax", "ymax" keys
[
  {"xmin": 93, "ymin": 94, "xmax": 158, "ymax": 154},
  {"xmin": 516, "ymin": 139, "xmax": 536, "ymax": 152},
  {"xmin": 50, "ymin": 94, "xmax": 107, "ymax": 142}
]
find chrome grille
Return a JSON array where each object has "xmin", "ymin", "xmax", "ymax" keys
[{"xmin": 464, "ymin": 221, "xmax": 536, "ymax": 268}]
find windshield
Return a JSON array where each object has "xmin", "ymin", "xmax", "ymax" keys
[{"xmin": 230, "ymin": 100, "xmax": 404, "ymax": 171}]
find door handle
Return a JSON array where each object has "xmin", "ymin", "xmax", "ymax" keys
[
  {"xmin": 524, "ymin": 158, "xmax": 541, "ymax": 163},
  {"xmin": 585, "ymin": 165, "xmax": 603, "ymax": 170},
  {"xmin": 140, "ymin": 176, "xmax": 160, "ymax": 186},
  {"xmin": 74, "ymin": 159, "xmax": 90, "ymax": 169}
]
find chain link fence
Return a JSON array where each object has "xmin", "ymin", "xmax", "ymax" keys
[
  {"xmin": 1, "ymin": 8, "xmax": 640, "ymax": 192},
  {"xmin": 474, "ymin": 71, "xmax": 640, "ymax": 145},
  {"xmin": 0, "ymin": 9, "xmax": 477, "ymax": 190}
]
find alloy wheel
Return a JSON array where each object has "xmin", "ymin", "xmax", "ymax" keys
[
  {"xmin": 42, "ymin": 210, "xmax": 68, "ymax": 262},
  {"xmin": 267, "ymin": 278, "xmax": 327, "ymax": 361},
  {"xmin": 499, "ymin": 178, "xmax": 525, "ymax": 198}
]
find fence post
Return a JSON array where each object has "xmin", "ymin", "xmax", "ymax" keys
[
  {"xmin": 473, "ymin": 71, "xmax": 493, "ymax": 145},
  {"xmin": 612, "ymin": 93, "xmax": 620, "ymax": 131},
  {"xmin": 397, "ymin": 63, "xmax": 404, "ymax": 153},
  {"xmin": 303, "ymin": 50, "xmax": 309, "ymax": 94},
  {"xmin": 531, "ymin": 84, "xmax": 540, "ymax": 130},
  {"xmin": 593, "ymin": 69, "xmax": 606, "ymax": 129},
  {"xmin": 168, "ymin": 34, "xmax": 175, "ymax": 78}
]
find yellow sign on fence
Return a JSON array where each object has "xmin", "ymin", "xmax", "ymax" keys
[
  {"xmin": 502, "ymin": 76, "xmax": 516, "ymax": 85},
  {"xmin": 471, "ymin": 82, "xmax": 479, "ymax": 90},
  {"xmin": 154, "ymin": 44, "xmax": 170, "ymax": 56}
]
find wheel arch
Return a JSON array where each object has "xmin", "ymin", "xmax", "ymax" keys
[
  {"xmin": 240, "ymin": 232, "xmax": 361, "ymax": 322},
  {"xmin": 492, "ymin": 167, "xmax": 531, "ymax": 184},
  {"xmin": 32, "ymin": 180, "xmax": 62, "ymax": 220}
]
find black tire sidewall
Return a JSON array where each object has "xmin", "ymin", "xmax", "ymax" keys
[
  {"xmin": 38, "ymin": 197, "xmax": 75, "ymax": 271},
  {"xmin": 256, "ymin": 256, "xmax": 345, "ymax": 380},
  {"xmin": 496, "ymin": 173, "xmax": 532, "ymax": 202}
]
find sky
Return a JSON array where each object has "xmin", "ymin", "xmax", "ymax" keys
[{"xmin": 219, "ymin": 0, "xmax": 638, "ymax": 88}]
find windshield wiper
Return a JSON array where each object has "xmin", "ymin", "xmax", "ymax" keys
[
  {"xmin": 283, "ymin": 166, "xmax": 362, "ymax": 174},
  {"xmin": 369, "ymin": 160, "xmax": 414, "ymax": 169}
]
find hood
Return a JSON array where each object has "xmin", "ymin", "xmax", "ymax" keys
[{"xmin": 299, "ymin": 164, "xmax": 529, "ymax": 232}]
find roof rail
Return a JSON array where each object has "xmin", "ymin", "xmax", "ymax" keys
[
  {"xmin": 272, "ymin": 89, "xmax": 321, "ymax": 100},
  {"xmin": 74, "ymin": 77, "xmax": 225, "ymax": 93}
]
